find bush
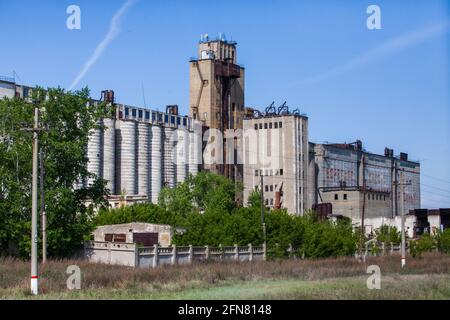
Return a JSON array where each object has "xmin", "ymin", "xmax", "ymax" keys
[
  {"xmin": 410, "ymin": 234, "xmax": 436, "ymax": 258},
  {"xmin": 375, "ymin": 225, "xmax": 401, "ymax": 245},
  {"xmin": 437, "ymin": 228, "xmax": 450, "ymax": 254}
]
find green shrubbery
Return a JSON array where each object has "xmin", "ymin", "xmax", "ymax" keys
[
  {"xmin": 374, "ymin": 225, "xmax": 401, "ymax": 245},
  {"xmin": 437, "ymin": 228, "xmax": 450, "ymax": 254},
  {"xmin": 408, "ymin": 229, "xmax": 450, "ymax": 258},
  {"xmin": 410, "ymin": 234, "xmax": 436, "ymax": 258}
]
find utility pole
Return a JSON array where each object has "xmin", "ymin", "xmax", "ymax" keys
[
  {"xmin": 396, "ymin": 174, "xmax": 411, "ymax": 268},
  {"xmin": 21, "ymin": 103, "xmax": 46, "ymax": 295},
  {"xmin": 260, "ymin": 173, "xmax": 266, "ymax": 251},
  {"xmin": 40, "ymin": 147, "xmax": 47, "ymax": 264},
  {"xmin": 30, "ymin": 107, "xmax": 40, "ymax": 295},
  {"xmin": 359, "ymin": 155, "xmax": 366, "ymax": 260}
]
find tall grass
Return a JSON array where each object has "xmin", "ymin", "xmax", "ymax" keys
[{"xmin": 1, "ymin": 253, "xmax": 449, "ymax": 296}]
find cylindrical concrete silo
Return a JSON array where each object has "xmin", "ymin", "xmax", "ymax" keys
[
  {"xmin": 150, "ymin": 125, "xmax": 162, "ymax": 203},
  {"xmin": 119, "ymin": 120, "xmax": 137, "ymax": 195},
  {"xmin": 86, "ymin": 119, "xmax": 103, "ymax": 187},
  {"xmin": 188, "ymin": 131, "xmax": 199, "ymax": 177},
  {"xmin": 103, "ymin": 118, "xmax": 116, "ymax": 194},
  {"xmin": 137, "ymin": 122, "xmax": 150, "ymax": 196},
  {"xmin": 175, "ymin": 128, "xmax": 188, "ymax": 184},
  {"xmin": 163, "ymin": 127, "xmax": 176, "ymax": 189}
]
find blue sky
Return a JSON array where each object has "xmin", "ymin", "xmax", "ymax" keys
[{"xmin": 1, "ymin": 0, "xmax": 449, "ymax": 208}]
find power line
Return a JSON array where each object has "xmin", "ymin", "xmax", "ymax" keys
[
  {"xmin": 422, "ymin": 173, "xmax": 450, "ymax": 185},
  {"xmin": 421, "ymin": 183, "xmax": 450, "ymax": 194}
]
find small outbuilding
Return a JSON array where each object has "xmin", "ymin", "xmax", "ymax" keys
[{"xmin": 93, "ymin": 222, "xmax": 173, "ymax": 247}]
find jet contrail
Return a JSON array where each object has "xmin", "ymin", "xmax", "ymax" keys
[
  {"xmin": 295, "ymin": 20, "xmax": 450, "ymax": 86},
  {"xmin": 69, "ymin": 0, "xmax": 137, "ymax": 91}
]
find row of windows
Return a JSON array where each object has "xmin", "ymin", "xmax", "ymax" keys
[
  {"xmin": 368, "ymin": 194, "xmax": 388, "ymax": 201},
  {"xmin": 254, "ymin": 122, "xmax": 283, "ymax": 130},
  {"xmin": 264, "ymin": 184, "xmax": 278, "ymax": 192},
  {"xmin": 123, "ymin": 107, "xmax": 189, "ymax": 127},
  {"xmin": 265, "ymin": 198, "xmax": 274, "ymax": 206},
  {"xmin": 334, "ymin": 193, "xmax": 388, "ymax": 201},
  {"xmin": 255, "ymin": 169, "xmax": 284, "ymax": 176}
]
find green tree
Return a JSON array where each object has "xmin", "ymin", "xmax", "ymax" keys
[
  {"xmin": 0, "ymin": 87, "xmax": 110, "ymax": 257},
  {"xmin": 375, "ymin": 225, "xmax": 401, "ymax": 245}
]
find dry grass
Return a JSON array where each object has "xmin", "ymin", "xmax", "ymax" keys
[{"xmin": 1, "ymin": 253, "xmax": 449, "ymax": 299}]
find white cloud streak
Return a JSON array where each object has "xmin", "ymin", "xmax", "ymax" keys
[
  {"xmin": 296, "ymin": 20, "xmax": 450, "ymax": 86},
  {"xmin": 69, "ymin": 0, "xmax": 137, "ymax": 91}
]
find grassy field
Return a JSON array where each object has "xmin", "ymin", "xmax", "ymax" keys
[{"xmin": 1, "ymin": 253, "xmax": 449, "ymax": 299}]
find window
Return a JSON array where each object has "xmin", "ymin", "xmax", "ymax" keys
[
  {"xmin": 270, "ymin": 185, "xmax": 273, "ymax": 192},
  {"xmin": 265, "ymin": 185, "xmax": 269, "ymax": 192},
  {"xmin": 269, "ymin": 122, "xmax": 272, "ymax": 129},
  {"xmin": 145, "ymin": 111, "xmax": 150, "ymax": 120},
  {"xmin": 152, "ymin": 112, "xmax": 156, "ymax": 121},
  {"xmin": 177, "ymin": 117, "xmax": 181, "ymax": 125},
  {"xmin": 279, "ymin": 122, "xmax": 283, "ymax": 128},
  {"xmin": 334, "ymin": 194, "xmax": 339, "ymax": 200},
  {"xmin": 125, "ymin": 107, "xmax": 129, "ymax": 116},
  {"xmin": 183, "ymin": 118, "xmax": 187, "ymax": 126},
  {"xmin": 164, "ymin": 115, "xmax": 169, "ymax": 123},
  {"xmin": 132, "ymin": 109, "xmax": 136, "ymax": 117},
  {"xmin": 254, "ymin": 124, "xmax": 258, "ymax": 130},
  {"xmin": 384, "ymin": 195, "xmax": 386, "ymax": 201},
  {"xmin": 265, "ymin": 199, "xmax": 269, "ymax": 206},
  {"xmin": 171, "ymin": 116, "xmax": 176, "ymax": 124},
  {"xmin": 138, "ymin": 110, "xmax": 143, "ymax": 118},
  {"xmin": 255, "ymin": 170, "xmax": 259, "ymax": 176},
  {"xmin": 158, "ymin": 114, "xmax": 163, "ymax": 122},
  {"xmin": 274, "ymin": 122, "xmax": 278, "ymax": 129},
  {"xmin": 270, "ymin": 198, "xmax": 273, "ymax": 206},
  {"xmin": 264, "ymin": 123, "xmax": 268, "ymax": 129},
  {"xmin": 344, "ymin": 194, "xmax": 347, "ymax": 200},
  {"xmin": 280, "ymin": 169, "xmax": 284, "ymax": 176},
  {"xmin": 259, "ymin": 123, "xmax": 263, "ymax": 129}
]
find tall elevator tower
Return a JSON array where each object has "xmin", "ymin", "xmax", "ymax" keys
[{"xmin": 189, "ymin": 34, "xmax": 245, "ymax": 188}]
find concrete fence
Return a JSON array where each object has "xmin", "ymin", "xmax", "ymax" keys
[
  {"xmin": 84, "ymin": 241, "xmax": 266, "ymax": 268},
  {"xmin": 84, "ymin": 241, "xmax": 428, "ymax": 268}
]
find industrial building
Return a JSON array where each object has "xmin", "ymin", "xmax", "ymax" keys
[
  {"xmin": 0, "ymin": 35, "xmax": 422, "ymax": 220},
  {"xmin": 241, "ymin": 105, "xmax": 421, "ymax": 218},
  {"xmin": 189, "ymin": 34, "xmax": 245, "ymax": 185},
  {"xmin": 0, "ymin": 76, "xmax": 33, "ymax": 100},
  {"xmin": 85, "ymin": 91, "xmax": 203, "ymax": 203},
  {"xmin": 308, "ymin": 142, "xmax": 421, "ymax": 219},
  {"xmin": 242, "ymin": 104, "xmax": 309, "ymax": 215}
]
